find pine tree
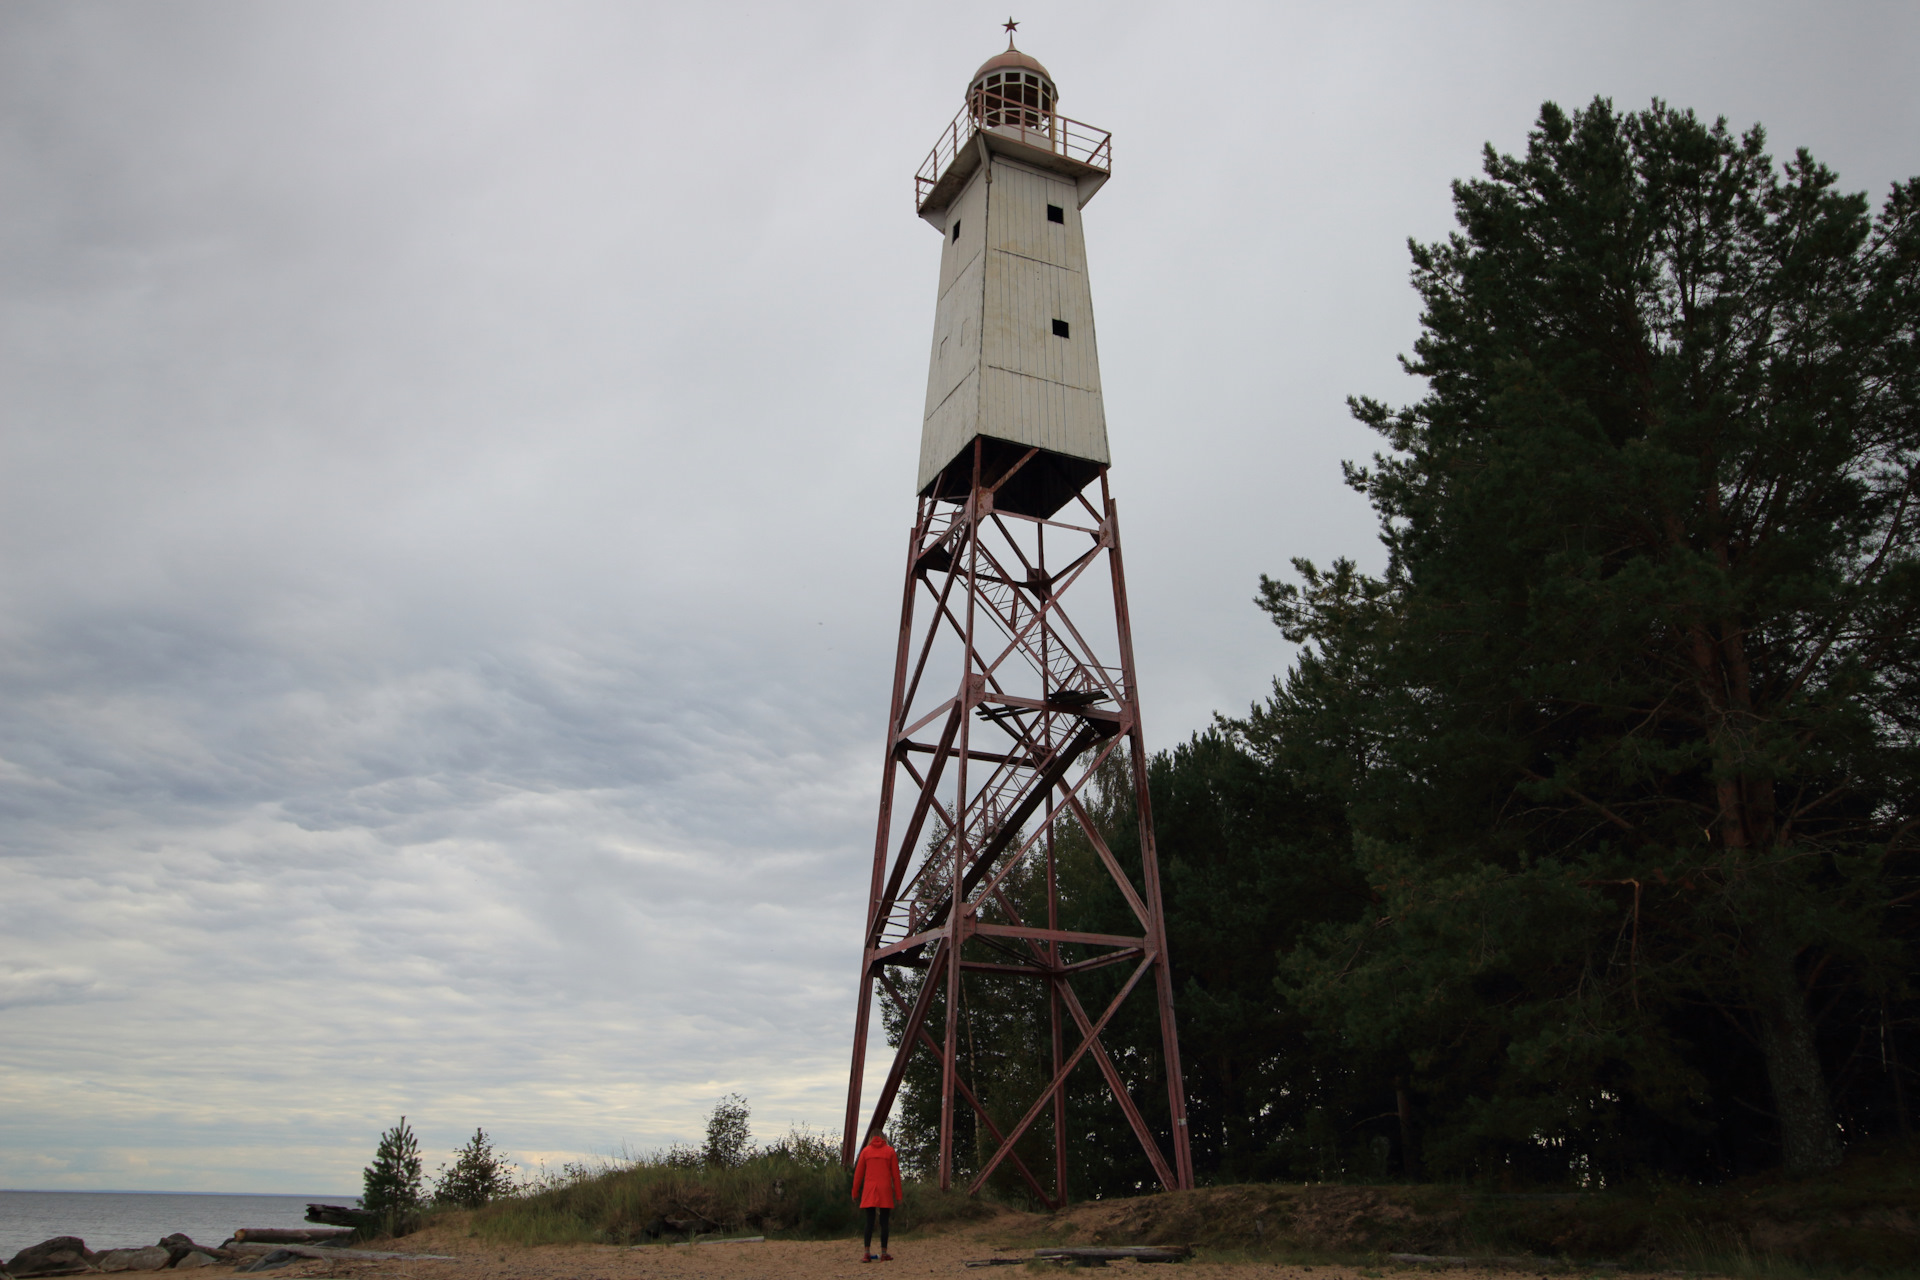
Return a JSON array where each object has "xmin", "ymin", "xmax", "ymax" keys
[
  {"xmin": 432, "ymin": 1128, "xmax": 513, "ymax": 1208},
  {"xmin": 1263, "ymin": 98, "xmax": 1920, "ymax": 1177},
  {"xmin": 361, "ymin": 1117, "xmax": 425, "ymax": 1235}
]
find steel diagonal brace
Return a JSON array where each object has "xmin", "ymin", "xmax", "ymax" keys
[
  {"xmin": 896, "ymin": 695, "xmax": 960, "ymax": 746},
  {"xmin": 901, "ymin": 552, "xmax": 964, "ymax": 713},
  {"xmin": 1061, "ymin": 948, "xmax": 1144, "ymax": 975},
  {"xmin": 984, "ymin": 447, "xmax": 1041, "ymax": 497},
  {"xmin": 987, "ymin": 512, "xmax": 1037, "ymax": 577},
  {"xmin": 975, "ymin": 543, "xmax": 1111, "ymax": 687},
  {"xmin": 869, "ymin": 702, "xmax": 964, "ymax": 951},
  {"xmin": 1054, "ymin": 973, "xmax": 1178, "ymax": 1192},
  {"xmin": 990, "ymin": 508, "xmax": 1103, "ymax": 537},
  {"xmin": 864, "ymin": 944, "xmax": 947, "ymax": 1141},
  {"xmin": 1060, "ymin": 790, "xmax": 1151, "ymax": 929},
  {"xmin": 878, "ymin": 974, "xmax": 1056, "ymax": 1208},
  {"xmin": 958, "ymin": 958, "xmax": 1053, "ymax": 976},
  {"xmin": 965, "ymin": 954, "xmax": 1155, "ymax": 1196}
]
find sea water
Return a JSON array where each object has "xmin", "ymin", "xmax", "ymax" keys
[{"xmin": 0, "ymin": 1191, "xmax": 359, "ymax": 1259}]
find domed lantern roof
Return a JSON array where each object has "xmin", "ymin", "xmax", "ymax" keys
[
  {"xmin": 968, "ymin": 26, "xmax": 1057, "ymax": 134},
  {"xmin": 972, "ymin": 46, "xmax": 1053, "ymax": 85}
]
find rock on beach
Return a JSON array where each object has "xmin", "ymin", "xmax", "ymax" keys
[
  {"xmin": 3, "ymin": 1238, "xmax": 95, "ymax": 1277},
  {"xmin": 4, "ymin": 1235, "xmax": 239, "ymax": 1277},
  {"xmin": 91, "ymin": 1248, "xmax": 172, "ymax": 1274}
]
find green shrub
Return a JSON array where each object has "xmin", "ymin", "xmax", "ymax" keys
[{"xmin": 703, "ymin": 1094, "xmax": 752, "ymax": 1169}]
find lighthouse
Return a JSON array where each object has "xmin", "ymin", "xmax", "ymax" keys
[
  {"xmin": 842, "ymin": 27, "xmax": 1194, "ymax": 1201},
  {"xmin": 915, "ymin": 36, "xmax": 1111, "ymax": 520}
]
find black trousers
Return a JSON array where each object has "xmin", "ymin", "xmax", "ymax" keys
[{"xmin": 863, "ymin": 1206, "xmax": 891, "ymax": 1250}]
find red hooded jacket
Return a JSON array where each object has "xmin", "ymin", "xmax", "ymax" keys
[{"xmin": 850, "ymin": 1138, "xmax": 903, "ymax": 1209}]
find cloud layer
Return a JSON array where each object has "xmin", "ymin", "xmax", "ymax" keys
[{"xmin": 2, "ymin": 0, "xmax": 1915, "ymax": 1191}]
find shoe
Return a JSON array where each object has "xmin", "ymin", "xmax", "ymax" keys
[
  {"xmin": 862, "ymin": 1254, "xmax": 874, "ymax": 1263},
  {"xmin": 880, "ymin": 1253, "xmax": 894, "ymax": 1262}
]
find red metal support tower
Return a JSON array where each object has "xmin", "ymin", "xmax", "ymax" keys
[{"xmin": 841, "ymin": 436, "xmax": 1195, "ymax": 1201}]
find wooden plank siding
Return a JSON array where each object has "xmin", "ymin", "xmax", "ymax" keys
[
  {"xmin": 924, "ymin": 251, "xmax": 984, "ymax": 418},
  {"xmin": 917, "ymin": 155, "xmax": 1109, "ymax": 494}
]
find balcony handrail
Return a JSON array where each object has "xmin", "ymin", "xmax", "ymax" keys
[{"xmin": 915, "ymin": 98, "xmax": 1111, "ymax": 211}]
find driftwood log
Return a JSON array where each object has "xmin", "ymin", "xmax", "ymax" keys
[
  {"xmin": 1033, "ymin": 1246, "xmax": 1193, "ymax": 1265},
  {"xmin": 302, "ymin": 1205, "xmax": 373, "ymax": 1230},
  {"xmin": 239, "ymin": 1245, "xmax": 454, "ymax": 1271},
  {"xmin": 271, "ymin": 1247, "xmax": 453, "ymax": 1262},
  {"xmin": 232, "ymin": 1231, "xmax": 354, "ymax": 1245}
]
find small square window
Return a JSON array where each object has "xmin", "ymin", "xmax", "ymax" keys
[
  {"xmin": 1047, "ymin": 204, "xmax": 1064, "ymax": 224},
  {"xmin": 951, "ymin": 220, "xmax": 961, "ymax": 242},
  {"xmin": 1052, "ymin": 318, "xmax": 1070, "ymax": 338}
]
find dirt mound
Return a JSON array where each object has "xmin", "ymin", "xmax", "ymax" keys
[
  {"xmin": 1042, "ymin": 1159, "xmax": 1920, "ymax": 1270},
  {"xmin": 1053, "ymin": 1184, "xmax": 1465, "ymax": 1254}
]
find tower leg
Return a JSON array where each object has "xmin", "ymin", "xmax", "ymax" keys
[
  {"xmin": 843, "ymin": 971, "xmax": 874, "ymax": 1162},
  {"xmin": 1047, "ymin": 815, "xmax": 1068, "ymax": 1204},
  {"xmin": 844, "ymin": 514, "xmax": 927, "ymax": 1165},
  {"xmin": 1107, "ymin": 488, "xmax": 1195, "ymax": 1190}
]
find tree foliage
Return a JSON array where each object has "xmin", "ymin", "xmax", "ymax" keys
[
  {"xmin": 1260, "ymin": 97, "xmax": 1920, "ymax": 1179},
  {"xmin": 703, "ymin": 1093, "xmax": 754, "ymax": 1169},
  {"xmin": 884, "ymin": 97, "xmax": 1919, "ymax": 1190}
]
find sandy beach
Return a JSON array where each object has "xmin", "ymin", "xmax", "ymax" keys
[{"xmin": 222, "ymin": 1217, "xmax": 1663, "ymax": 1280}]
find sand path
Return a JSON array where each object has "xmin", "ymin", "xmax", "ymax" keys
[{"xmin": 233, "ymin": 1222, "xmax": 1658, "ymax": 1280}]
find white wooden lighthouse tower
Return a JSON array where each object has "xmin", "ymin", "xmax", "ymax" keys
[
  {"xmin": 914, "ymin": 34, "xmax": 1113, "ymax": 518},
  {"xmin": 844, "ymin": 27, "xmax": 1194, "ymax": 1201}
]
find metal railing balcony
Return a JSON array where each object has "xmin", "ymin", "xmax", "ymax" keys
[{"xmin": 915, "ymin": 96, "xmax": 1112, "ymax": 212}]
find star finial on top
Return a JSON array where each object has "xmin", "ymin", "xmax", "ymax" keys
[{"xmin": 1003, "ymin": 16, "xmax": 1019, "ymax": 47}]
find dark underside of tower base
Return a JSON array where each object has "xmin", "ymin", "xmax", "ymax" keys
[{"xmin": 921, "ymin": 436, "xmax": 1104, "ymax": 519}]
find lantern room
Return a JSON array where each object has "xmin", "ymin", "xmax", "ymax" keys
[{"xmin": 969, "ymin": 47, "xmax": 1057, "ymax": 139}]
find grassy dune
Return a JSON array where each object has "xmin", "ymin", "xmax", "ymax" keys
[
  {"xmin": 457, "ymin": 1147, "xmax": 993, "ymax": 1246},
  {"xmin": 444, "ymin": 1138, "xmax": 1917, "ymax": 1275}
]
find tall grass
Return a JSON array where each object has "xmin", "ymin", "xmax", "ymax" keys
[{"xmin": 462, "ymin": 1130, "xmax": 995, "ymax": 1246}]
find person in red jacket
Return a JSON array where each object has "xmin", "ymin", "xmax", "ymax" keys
[{"xmin": 849, "ymin": 1129, "xmax": 903, "ymax": 1262}]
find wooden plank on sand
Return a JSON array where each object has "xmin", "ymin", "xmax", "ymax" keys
[{"xmin": 1033, "ymin": 1246, "xmax": 1192, "ymax": 1263}]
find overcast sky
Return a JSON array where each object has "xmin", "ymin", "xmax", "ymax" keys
[{"xmin": 2, "ymin": 0, "xmax": 1916, "ymax": 1195}]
